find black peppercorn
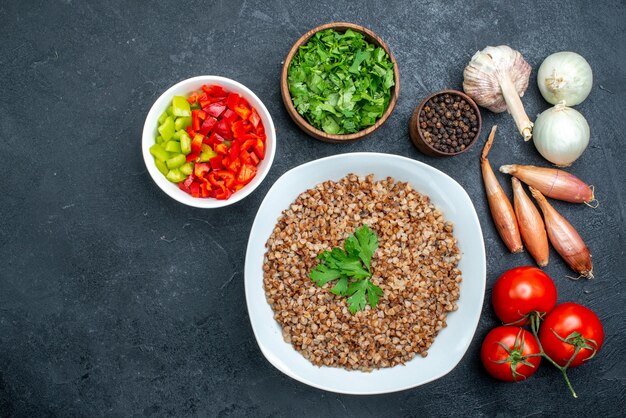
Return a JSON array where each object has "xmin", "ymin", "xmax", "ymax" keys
[{"xmin": 418, "ymin": 92, "xmax": 480, "ymax": 154}]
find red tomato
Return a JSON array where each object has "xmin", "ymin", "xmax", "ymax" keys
[
  {"xmin": 539, "ymin": 302, "xmax": 604, "ymax": 368},
  {"xmin": 492, "ymin": 266, "xmax": 557, "ymax": 325},
  {"xmin": 481, "ymin": 326, "xmax": 541, "ymax": 382}
]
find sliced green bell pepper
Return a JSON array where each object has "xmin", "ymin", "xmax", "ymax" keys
[
  {"xmin": 175, "ymin": 116, "xmax": 192, "ymax": 131},
  {"xmin": 164, "ymin": 141, "xmax": 182, "ymax": 153},
  {"xmin": 155, "ymin": 159, "xmax": 169, "ymax": 176},
  {"xmin": 158, "ymin": 117, "xmax": 175, "ymax": 141},
  {"xmin": 172, "ymin": 96, "xmax": 191, "ymax": 117},
  {"xmin": 166, "ymin": 154, "xmax": 186, "ymax": 169},
  {"xmin": 180, "ymin": 162, "xmax": 193, "ymax": 176},
  {"xmin": 180, "ymin": 133, "xmax": 192, "ymax": 155},
  {"xmin": 149, "ymin": 144, "xmax": 171, "ymax": 162},
  {"xmin": 198, "ymin": 144, "xmax": 218, "ymax": 162},
  {"xmin": 158, "ymin": 111, "xmax": 168, "ymax": 125},
  {"xmin": 166, "ymin": 168, "xmax": 186, "ymax": 183}
]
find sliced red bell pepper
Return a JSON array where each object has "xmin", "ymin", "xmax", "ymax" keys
[
  {"xmin": 229, "ymin": 141, "xmax": 240, "ymax": 160},
  {"xmin": 186, "ymin": 153, "xmax": 199, "ymax": 162},
  {"xmin": 228, "ymin": 157, "xmax": 241, "ymax": 174},
  {"xmin": 249, "ymin": 109, "xmax": 261, "ymax": 128},
  {"xmin": 187, "ymin": 92, "xmax": 199, "ymax": 104},
  {"xmin": 202, "ymin": 84, "xmax": 227, "ymax": 97},
  {"xmin": 253, "ymin": 138, "xmax": 265, "ymax": 159},
  {"xmin": 197, "ymin": 109, "xmax": 207, "ymax": 121},
  {"xmin": 213, "ymin": 143, "xmax": 228, "ymax": 155},
  {"xmin": 214, "ymin": 119, "xmax": 232, "ymax": 139},
  {"xmin": 237, "ymin": 163, "xmax": 257, "ymax": 185},
  {"xmin": 179, "ymin": 182, "xmax": 190, "ymax": 193},
  {"xmin": 226, "ymin": 93, "xmax": 239, "ymax": 110},
  {"xmin": 233, "ymin": 104, "xmax": 251, "ymax": 120},
  {"xmin": 191, "ymin": 134, "xmax": 204, "ymax": 155},
  {"xmin": 186, "ymin": 126, "xmax": 197, "ymax": 138},
  {"xmin": 190, "ymin": 182, "xmax": 201, "ymax": 198},
  {"xmin": 194, "ymin": 162, "xmax": 211, "ymax": 179},
  {"xmin": 255, "ymin": 124, "xmax": 265, "ymax": 138},
  {"xmin": 206, "ymin": 131, "xmax": 225, "ymax": 147},
  {"xmin": 241, "ymin": 137, "xmax": 265, "ymax": 159},
  {"xmin": 209, "ymin": 156, "xmax": 223, "ymax": 170},
  {"xmin": 240, "ymin": 139, "xmax": 255, "ymax": 152},
  {"xmin": 199, "ymin": 116, "xmax": 217, "ymax": 136},
  {"xmin": 191, "ymin": 110, "xmax": 201, "ymax": 131},
  {"xmin": 183, "ymin": 174, "xmax": 195, "ymax": 190},
  {"xmin": 249, "ymin": 151, "xmax": 260, "ymax": 166},
  {"xmin": 239, "ymin": 97, "xmax": 250, "ymax": 108},
  {"xmin": 209, "ymin": 170, "xmax": 236, "ymax": 189},
  {"xmin": 213, "ymin": 185, "xmax": 232, "ymax": 200},
  {"xmin": 222, "ymin": 108, "xmax": 237, "ymax": 123},
  {"xmin": 204, "ymin": 102, "xmax": 226, "ymax": 118},
  {"xmin": 240, "ymin": 149, "xmax": 253, "ymax": 166},
  {"xmin": 231, "ymin": 120, "xmax": 250, "ymax": 139},
  {"xmin": 199, "ymin": 181, "xmax": 210, "ymax": 197}
]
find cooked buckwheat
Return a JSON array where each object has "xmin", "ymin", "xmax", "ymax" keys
[{"xmin": 263, "ymin": 174, "xmax": 462, "ymax": 371}]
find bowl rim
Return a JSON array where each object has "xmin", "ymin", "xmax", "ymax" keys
[
  {"xmin": 280, "ymin": 22, "xmax": 400, "ymax": 143},
  {"xmin": 244, "ymin": 152, "xmax": 486, "ymax": 394},
  {"xmin": 141, "ymin": 75, "xmax": 276, "ymax": 209},
  {"xmin": 409, "ymin": 89, "xmax": 482, "ymax": 157}
]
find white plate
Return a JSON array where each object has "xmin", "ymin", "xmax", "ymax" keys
[{"xmin": 244, "ymin": 153, "xmax": 486, "ymax": 395}]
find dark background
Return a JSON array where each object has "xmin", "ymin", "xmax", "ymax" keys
[{"xmin": 1, "ymin": 0, "xmax": 625, "ymax": 416}]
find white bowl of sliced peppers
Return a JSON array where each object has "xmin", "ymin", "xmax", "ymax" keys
[{"xmin": 142, "ymin": 76, "xmax": 276, "ymax": 208}]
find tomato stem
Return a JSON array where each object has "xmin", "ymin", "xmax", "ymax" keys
[{"xmin": 528, "ymin": 311, "xmax": 578, "ymax": 398}]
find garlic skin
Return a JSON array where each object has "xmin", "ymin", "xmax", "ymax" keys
[{"xmin": 464, "ymin": 45, "xmax": 534, "ymax": 141}]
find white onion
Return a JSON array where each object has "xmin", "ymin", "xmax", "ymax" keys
[
  {"xmin": 537, "ymin": 52, "xmax": 593, "ymax": 106},
  {"xmin": 533, "ymin": 104, "xmax": 590, "ymax": 166}
]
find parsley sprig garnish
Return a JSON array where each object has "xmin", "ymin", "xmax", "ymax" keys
[{"xmin": 309, "ymin": 225, "xmax": 382, "ymax": 314}]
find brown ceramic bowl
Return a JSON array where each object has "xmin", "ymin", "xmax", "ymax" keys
[
  {"xmin": 280, "ymin": 22, "xmax": 400, "ymax": 143},
  {"xmin": 409, "ymin": 90, "xmax": 482, "ymax": 157}
]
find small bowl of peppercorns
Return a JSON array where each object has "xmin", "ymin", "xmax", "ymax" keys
[{"xmin": 409, "ymin": 90, "xmax": 482, "ymax": 157}]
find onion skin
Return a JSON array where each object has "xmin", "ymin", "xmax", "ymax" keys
[
  {"xmin": 482, "ymin": 126, "xmax": 523, "ymax": 253},
  {"xmin": 512, "ymin": 178, "xmax": 549, "ymax": 266},
  {"xmin": 537, "ymin": 52, "xmax": 593, "ymax": 106},
  {"xmin": 499, "ymin": 164, "xmax": 594, "ymax": 204},
  {"xmin": 532, "ymin": 104, "xmax": 589, "ymax": 166},
  {"xmin": 530, "ymin": 187, "xmax": 593, "ymax": 278}
]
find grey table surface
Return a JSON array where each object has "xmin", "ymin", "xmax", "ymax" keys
[{"xmin": 1, "ymin": 0, "xmax": 625, "ymax": 416}]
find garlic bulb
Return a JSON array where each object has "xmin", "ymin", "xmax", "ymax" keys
[
  {"xmin": 537, "ymin": 52, "xmax": 593, "ymax": 106},
  {"xmin": 464, "ymin": 45, "xmax": 534, "ymax": 141}
]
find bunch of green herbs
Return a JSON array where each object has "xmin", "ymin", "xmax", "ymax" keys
[
  {"xmin": 287, "ymin": 29, "xmax": 395, "ymax": 135},
  {"xmin": 309, "ymin": 224, "xmax": 382, "ymax": 314}
]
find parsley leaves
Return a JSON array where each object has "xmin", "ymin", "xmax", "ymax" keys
[
  {"xmin": 309, "ymin": 225, "xmax": 382, "ymax": 314},
  {"xmin": 287, "ymin": 29, "xmax": 395, "ymax": 135}
]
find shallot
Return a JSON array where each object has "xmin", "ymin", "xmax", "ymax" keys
[
  {"xmin": 530, "ymin": 187, "xmax": 593, "ymax": 278},
  {"xmin": 499, "ymin": 164, "xmax": 596, "ymax": 205},
  {"xmin": 481, "ymin": 126, "xmax": 523, "ymax": 253},
  {"xmin": 512, "ymin": 178, "xmax": 549, "ymax": 266}
]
